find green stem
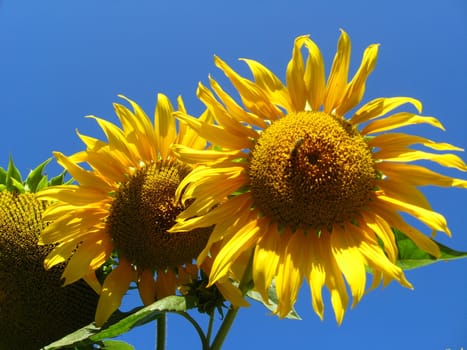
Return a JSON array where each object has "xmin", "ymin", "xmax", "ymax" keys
[
  {"xmin": 209, "ymin": 305, "xmax": 239, "ymax": 350},
  {"xmin": 210, "ymin": 254, "xmax": 253, "ymax": 350},
  {"xmin": 156, "ymin": 314, "xmax": 166, "ymax": 350},
  {"xmin": 206, "ymin": 312, "xmax": 215, "ymax": 344},
  {"xmin": 174, "ymin": 311, "xmax": 209, "ymax": 350}
]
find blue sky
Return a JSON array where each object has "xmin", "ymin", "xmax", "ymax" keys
[{"xmin": 1, "ymin": 1, "xmax": 466, "ymax": 349}]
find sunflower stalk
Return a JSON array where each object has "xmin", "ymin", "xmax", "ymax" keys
[
  {"xmin": 206, "ymin": 311, "xmax": 215, "ymax": 344},
  {"xmin": 156, "ymin": 313, "xmax": 166, "ymax": 350},
  {"xmin": 209, "ymin": 253, "xmax": 253, "ymax": 350},
  {"xmin": 209, "ymin": 305, "xmax": 239, "ymax": 350}
]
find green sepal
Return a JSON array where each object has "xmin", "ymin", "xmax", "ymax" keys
[
  {"xmin": 246, "ymin": 280, "xmax": 301, "ymax": 320},
  {"xmin": 49, "ymin": 170, "xmax": 68, "ymax": 187},
  {"xmin": 394, "ymin": 228, "xmax": 467, "ymax": 270},
  {"xmin": 0, "ymin": 166, "xmax": 6, "ymax": 185},
  {"xmin": 2, "ymin": 155, "xmax": 24, "ymax": 192},
  {"xmin": 6, "ymin": 154, "xmax": 23, "ymax": 185},
  {"xmin": 25, "ymin": 158, "xmax": 52, "ymax": 192},
  {"xmin": 0, "ymin": 156, "xmax": 66, "ymax": 192},
  {"xmin": 36, "ymin": 176, "xmax": 50, "ymax": 192},
  {"xmin": 9, "ymin": 176, "xmax": 25, "ymax": 193},
  {"xmin": 42, "ymin": 295, "xmax": 196, "ymax": 350}
]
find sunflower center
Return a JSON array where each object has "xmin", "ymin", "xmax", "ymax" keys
[
  {"xmin": 248, "ymin": 111, "xmax": 376, "ymax": 232},
  {"xmin": 107, "ymin": 162, "xmax": 211, "ymax": 270},
  {"xmin": 0, "ymin": 192, "xmax": 98, "ymax": 349}
]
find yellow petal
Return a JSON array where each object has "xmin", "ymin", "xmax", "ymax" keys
[
  {"xmin": 53, "ymin": 151, "xmax": 111, "ymax": 189},
  {"xmin": 377, "ymin": 194, "xmax": 451, "ymax": 236},
  {"xmin": 303, "ymin": 37, "xmax": 326, "ymax": 111},
  {"xmin": 154, "ymin": 93, "xmax": 176, "ymax": 160},
  {"xmin": 371, "ymin": 199, "xmax": 441, "ymax": 257},
  {"xmin": 178, "ymin": 169, "xmax": 248, "ymax": 220},
  {"xmin": 175, "ymin": 96, "xmax": 188, "ymax": 145},
  {"xmin": 176, "ymin": 164, "xmax": 245, "ymax": 205},
  {"xmin": 350, "ymin": 96, "xmax": 422, "ymax": 126},
  {"xmin": 197, "ymin": 202, "xmax": 257, "ymax": 264},
  {"xmin": 214, "ymin": 55, "xmax": 283, "ymax": 120},
  {"xmin": 209, "ymin": 217, "xmax": 263, "ymax": 286},
  {"xmin": 369, "ymin": 132, "xmax": 464, "ymax": 152},
  {"xmin": 171, "ymin": 192, "xmax": 252, "ymax": 234},
  {"xmin": 376, "ymin": 149, "xmax": 467, "ymax": 172},
  {"xmin": 67, "ymin": 150, "xmax": 89, "ymax": 164},
  {"xmin": 361, "ymin": 211, "xmax": 398, "ymax": 263},
  {"xmin": 253, "ymin": 222, "xmax": 280, "ymax": 303},
  {"xmin": 155, "ymin": 269, "xmax": 177, "ymax": 299},
  {"xmin": 320, "ymin": 231, "xmax": 349, "ymax": 325},
  {"xmin": 369, "ymin": 269, "xmax": 383, "ymax": 291},
  {"xmin": 324, "ymin": 29, "xmax": 351, "ymax": 114},
  {"xmin": 349, "ymin": 223, "xmax": 412, "ymax": 289},
  {"xmin": 37, "ymin": 185, "xmax": 107, "ymax": 205},
  {"xmin": 75, "ymin": 131, "xmax": 107, "ymax": 153},
  {"xmin": 40, "ymin": 211, "xmax": 106, "ymax": 244},
  {"xmin": 215, "ymin": 280, "xmax": 250, "ymax": 307},
  {"xmin": 172, "ymin": 144, "xmax": 246, "ymax": 165},
  {"xmin": 86, "ymin": 116, "xmax": 139, "ymax": 163},
  {"xmin": 377, "ymin": 178, "xmax": 432, "ymax": 210},
  {"xmin": 85, "ymin": 148, "xmax": 130, "ymax": 184},
  {"xmin": 62, "ymin": 236, "xmax": 111, "ymax": 285},
  {"xmin": 41, "ymin": 202, "xmax": 107, "ymax": 223},
  {"xmin": 178, "ymin": 107, "xmax": 213, "ymax": 149},
  {"xmin": 175, "ymin": 111, "xmax": 252, "ymax": 150},
  {"xmin": 44, "ymin": 241, "xmax": 78, "ymax": 269},
  {"xmin": 362, "ymin": 112, "xmax": 445, "ymax": 135},
  {"xmin": 95, "ymin": 259, "xmax": 135, "ymax": 327},
  {"xmin": 115, "ymin": 95, "xmax": 157, "ymax": 162},
  {"xmin": 84, "ymin": 271, "xmax": 102, "ymax": 294},
  {"xmin": 305, "ymin": 232, "xmax": 326, "ymax": 320},
  {"xmin": 376, "ymin": 162, "xmax": 467, "ymax": 188},
  {"xmin": 336, "ymin": 43, "xmax": 379, "ymax": 116},
  {"xmin": 276, "ymin": 229, "xmax": 306, "ymax": 318},
  {"xmin": 178, "ymin": 263, "xmax": 198, "ymax": 288},
  {"xmin": 198, "ymin": 82, "xmax": 258, "ymax": 140},
  {"xmin": 227, "ymin": 247, "xmax": 252, "ymax": 284},
  {"xmin": 331, "ymin": 225, "xmax": 367, "ymax": 307},
  {"xmin": 286, "ymin": 35, "xmax": 308, "ymax": 111},
  {"xmin": 208, "ymin": 75, "xmax": 267, "ymax": 129},
  {"xmin": 241, "ymin": 58, "xmax": 292, "ymax": 112}
]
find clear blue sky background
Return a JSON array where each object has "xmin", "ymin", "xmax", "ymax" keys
[{"xmin": 1, "ymin": 1, "xmax": 466, "ymax": 349}]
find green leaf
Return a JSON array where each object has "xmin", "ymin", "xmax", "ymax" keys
[
  {"xmin": 25, "ymin": 158, "xmax": 51, "ymax": 192},
  {"xmin": 100, "ymin": 340, "xmax": 135, "ymax": 350},
  {"xmin": 43, "ymin": 295, "xmax": 195, "ymax": 350},
  {"xmin": 394, "ymin": 228, "xmax": 467, "ymax": 270},
  {"xmin": 247, "ymin": 280, "xmax": 301, "ymax": 320}
]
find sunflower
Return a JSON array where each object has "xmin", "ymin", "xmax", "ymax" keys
[
  {"xmin": 37, "ymin": 94, "xmax": 244, "ymax": 326},
  {"xmin": 171, "ymin": 30, "xmax": 467, "ymax": 324},
  {"xmin": 0, "ymin": 159, "xmax": 99, "ymax": 349}
]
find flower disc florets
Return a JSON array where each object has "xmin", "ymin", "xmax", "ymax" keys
[
  {"xmin": 107, "ymin": 161, "xmax": 211, "ymax": 269},
  {"xmin": 249, "ymin": 111, "xmax": 377, "ymax": 232},
  {"xmin": 0, "ymin": 191, "xmax": 98, "ymax": 349}
]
